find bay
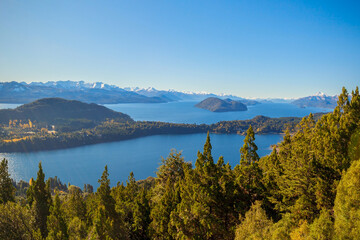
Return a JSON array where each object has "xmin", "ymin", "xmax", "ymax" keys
[
  {"xmin": 3, "ymin": 133, "xmax": 282, "ymax": 188},
  {"xmin": 105, "ymin": 101, "xmax": 332, "ymax": 124}
]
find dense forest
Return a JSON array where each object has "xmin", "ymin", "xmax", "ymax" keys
[{"xmin": 0, "ymin": 87, "xmax": 359, "ymax": 239}]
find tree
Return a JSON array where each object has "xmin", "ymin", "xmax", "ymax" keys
[
  {"xmin": 93, "ymin": 165, "xmax": 127, "ymax": 239},
  {"xmin": 240, "ymin": 125, "xmax": 259, "ymax": 165},
  {"xmin": 67, "ymin": 217, "xmax": 87, "ymax": 240},
  {"xmin": 27, "ymin": 162, "xmax": 52, "ymax": 238},
  {"xmin": 170, "ymin": 132, "xmax": 237, "ymax": 239},
  {"xmin": 235, "ymin": 126, "xmax": 264, "ymax": 212},
  {"xmin": 150, "ymin": 150, "xmax": 189, "ymax": 239},
  {"xmin": 64, "ymin": 187, "xmax": 87, "ymax": 222},
  {"xmin": 309, "ymin": 209, "xmax": 333, "ymax": 240},
  {"xmin": 0, "ymin": 158, "xmax": 15, "ymax": 204},
  {"xmin": 334, "ymin": 159, "xmax": 360, "ymax": 239},
  {"xmin": 0, "ymin": 202, "xmax": 35, "ymax": 240},
  {"xmin": 46, "ymin": 193, "xmax": 68, "ymax": 240},
  {"xmin": 132, "ymin": 188, "xmax": 151, "ymax": 239},
  {"xmin": 234, "ymin": 201, "xmax": 273, "ymax": 240}
]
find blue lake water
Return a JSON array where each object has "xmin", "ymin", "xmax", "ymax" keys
[
  {"xmin": 0, "ymin": 101, "xmax": 332, "ymax": 188},
  {"xmin": 2, "ymin": 133, "xmax": 282, "ymax": 188},
  {"xmin": 105, "ymin": 101, "xmax": 332, "ymax": 124}
]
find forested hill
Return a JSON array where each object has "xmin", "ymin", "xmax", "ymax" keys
[{"xmin": 0, "ymin": 98, "xmax": 133, "ymax": 125}]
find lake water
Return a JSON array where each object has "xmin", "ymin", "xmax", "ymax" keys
[
  {"xmin": 2, "ymin": 133, "xmax": 282, "ymax": 188},
  {"xmin": 105, "ymin": 101, "xmax": 332, "ymax": 124},
  {"xmin": 0, "ymin": 101, "xmax": 332, "ymax": 188}
]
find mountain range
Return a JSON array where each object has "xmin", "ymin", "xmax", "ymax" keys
[
  {"xmin": 291, "ymin": 92, "xmax": 338, "ymax": 109},
  {"xmin": 0, "ymin": 81, "xmax": 338, "ymax": 108}
]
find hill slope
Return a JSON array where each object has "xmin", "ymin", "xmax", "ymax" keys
[
  {"xmin": 0, "ymin": 98, "xmax": 133, "ymax": 124},
  {"xmin": 195, "ymin": 97, "xmax": 248, "ymax": 112}
]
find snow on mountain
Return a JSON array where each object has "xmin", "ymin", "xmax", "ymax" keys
[{"xmin": 292, "ymin": 92, "xmax": 338, "ymax": 109}]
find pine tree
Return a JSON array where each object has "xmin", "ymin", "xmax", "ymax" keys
[
  {"xmin": 235, "ymin": 126, "xmax": 264, "ymax": 212},
  {"xmin": 28, "ymin": 162, "xmax": 52, "ymax": 238},
  {"xmin": 150, "ymin": 150, "xmax": 189, "ymax": 239},
  {"xmin": 0, "ymin": 202, "xmax": 35, "ymax": 239},
  {"xmin": 276, "ymin": 115, "xmax": 318, "ymax": 221},
  {"xmin": 63, "ymin": 186, "xmax": 87, "ymax": 223},
  {"xmin": 240, "ymin": 125, "xmax": 259, "ymax": 165},
  {"xmin": 234, "ymin": 201, "xmax": 273, "ymax": 240},
  {"xmin": 334, "ymin": 159, "xmax": 360, "ymax": 239},
  {"xmin": 132, "ymin": 188, "xmax": 151, "ymax": 239},
  {"xmin": 94, "ymin": 165, "xmax": 126, "ymax": 239},
  {"xmin": 170, "ymin": 132, "xmax": 236, "ymax": 239},
  {"xmin": 0, "ymin": 158, "xmax": 15, "ymax": 204},
  {"xmin": 46, "ymin": 193, "xmax": 68, "ymax": 240}
]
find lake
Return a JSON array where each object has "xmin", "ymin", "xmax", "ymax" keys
[
  {"xmin": 2, "ymin": 133, "xmax": 282, "ymax": 188},
  {"xmin": 105, "ymin": 101, "xmax": 332, "ymax": 124},
  {"xmin": 0, "ymin": 101, "xmax": 332, "ymax": 188}
]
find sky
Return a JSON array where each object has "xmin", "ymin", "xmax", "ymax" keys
[{"xmin": 0, "ymin": 0, "xmax": 359, "ymax": 98}]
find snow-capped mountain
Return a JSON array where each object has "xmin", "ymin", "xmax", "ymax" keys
[
  {"xmin": 29, "ymin": 80, "xmax": 126, "ymax": 92},
  {"xmin": 124, "ymin": 86, "xmax": 260, "ymax": 105},
  {"xmin": 1, "ymin": 81, "xmax": 336, "ymax": 108},
  {"xmin": 291, "ymin": 92, "xmax": 338, "ymax": 109},
  {"xmin": 0, "ymin": 81, "xmax": 165, "ymax": 104}
]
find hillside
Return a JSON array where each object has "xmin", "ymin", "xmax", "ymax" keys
[
  {"xmin": 0, "ymin": 98, "xmax": 133, "ymax": 125},
  {"xmin": 195, "ymin": 97, "xmax": 248, "ymax": 112}
]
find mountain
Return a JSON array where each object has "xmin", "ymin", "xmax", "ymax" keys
[
  {"xmin": 125, "ymin": 87, "xmax": 261, "ymax": 105},
  {"xmin": 0, "ymin": 98, "xmax": 133, "ymax": 125},
  {"xmin": 292, "ymin": 92, "xmax": 338, "ymax": 109},
  {"xmin": 195, "ymin": 97, "xmax": 248, "ymax": 112},
  {"xmin": 0, "ymin": 81, "xmax": 166, "ymax": 104}
]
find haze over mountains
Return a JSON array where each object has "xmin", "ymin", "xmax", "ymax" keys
[{"xmin": 0, "ymin": 81, "xmax": 337, "ymax": 108}]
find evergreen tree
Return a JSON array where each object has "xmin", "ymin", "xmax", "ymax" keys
[
  {"xmin": 0, "ymin": 202, "xmax": 35, "ymax": 240},
  {"xmin": 259, "ymin": 148, "xmax": 282, "ymax": 220},
  {"xmin": 67, "ymin": 217, "xmax": 87, "ymax": 240},
  {"xmin": 309, "ymin": 209, "xmax": 334, "ymax": 240},
  {"xmin": 334, "ymin": 159, "xmax": 360, "ymax": 239},
  {"xmin": 46, "ymin": 193, "xmax": 68, "ymax": 240},
  {"xmin": 0, "ymin": 158, "xmax": 15, "ymax": 204},
  {"xmin": 171, "ymin": 132, "xmax": 237, "ymax": 239},
  {"xmin": 132, "ymin": 188, "xmax": 151, "ymax": 239},
  {"xmin": 240, "ymin": 125, "xmax": 259, "ymax": 165},
  {"xmin": 94, "ymin": 165, "xmax": 126, "ymax": 240},
  {"xmin": 234, "ymin": 201, "xmax": 273, "ymax": 240},
  {"xmin": 63, "ymin": 186, "xmax": 87, "ymax": 224},
  {"xmin": 235, "ymin": 126, "xmax": 264, "ymax": 213},
  {"xmin": 28, "ymin": 162, "xmax": 52, "ymax": 238},
  {"xmin": 150, "ymin": 150, "xmax": 189, "ymax": 239}
]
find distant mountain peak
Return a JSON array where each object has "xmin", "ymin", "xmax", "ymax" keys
[
  {"xmin": 314, "ymin": 91, "xmax": 327, "ymax": 97},
  {"xmin": 292, "ymin": 92, "xmax": 337, "ymax": 109}
]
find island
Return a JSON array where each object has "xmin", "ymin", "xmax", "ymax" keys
[{"xmin": 195, "ymin": 97, "xmax": 248, "ymax": 112}]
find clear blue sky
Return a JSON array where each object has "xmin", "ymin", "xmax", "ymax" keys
[{"xmin": 0, "ymin": 0, "xmax": 359, "ymax": 98}]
